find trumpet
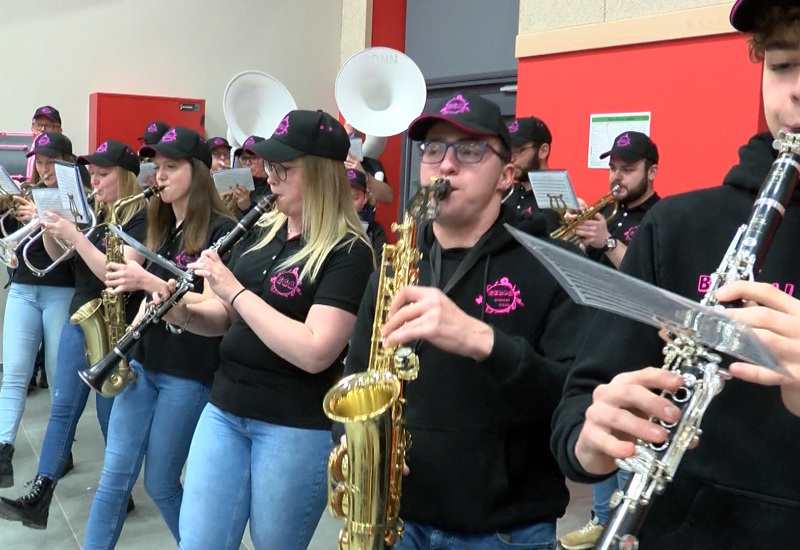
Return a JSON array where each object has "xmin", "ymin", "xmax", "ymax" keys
[
  {"xmin": 0, "ymin": 181, "xmax": 43, "ymax": 238},
  {"xmin": 22, "ymin": 189, "xmax": 99, "ymax": 277},
  {"xmin": 549, "ymin": 185, "xmax": 620, "ymax": 245}
]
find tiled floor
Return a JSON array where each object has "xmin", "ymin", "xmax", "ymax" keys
[{"xmin": 0, "ymin": 384, "xmax": 593, "ymax": 549}]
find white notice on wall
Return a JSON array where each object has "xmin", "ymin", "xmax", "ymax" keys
[{"xmin": 588, "ymin": 112, "xmax": 651, "ymax": 169}]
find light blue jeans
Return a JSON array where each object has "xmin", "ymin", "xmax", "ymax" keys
[
  {"xmin": 178, "ymin": 403, "xmax": 331, "ymax": 550},
  {"xmin": 593, "ymin": 470, "xmax": 632, "ymax": 525},
  {"xmin": 0, "ymin": 283, "xmax": 73, "ymax": 445},
  {"xmin": 83, "ymin": 360, "xmax": 210, "ymax": 550},
  {"xmin": 39, "ymin": 322, "xmax": 114, "ymax": 478},
  {"xmin": 396, "ymin": 520, "xmax": 556, "ymax": 550}
]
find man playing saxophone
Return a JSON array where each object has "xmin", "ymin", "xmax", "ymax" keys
[
  {"xmin": 339, "ymin": 92, "xmax": 593, "ymax": 549},
  {"xmin": 551, "ymin": 1, "xmax": 800, "ymax": 548},
  {"xmin": 563, "ymin": 131, "xmax": 660, "ymax": 269}
]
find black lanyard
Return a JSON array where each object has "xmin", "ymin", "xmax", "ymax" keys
[{"xmin": 429, "ymin": 231, "xmax": 492, "ymax": 296}]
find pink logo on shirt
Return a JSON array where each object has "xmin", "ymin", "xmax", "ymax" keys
[
  {"xmin": 623, "ymin": 225, "xmax": 638, "ymax": 243},
  {"xmin": 275, "ymin": 116, "xmax": 290, "ymax": 136},
  {"xmin": 175, "ymin": 250, "xmax": 198, "ymax": 269},
  {"xmin": 440, "ymin": 95, "xmax": 469, "ymax": 115},
  {"xmin": 271, "ymin": 267, "xmax": 302, "ymax": 297},
  {"xmin": 162, "ymin": 129, "xmax": 178, "ymax": 143},
  {"xmin": 475, "ymin": 277, "xmax": 524, "ymax": 315},
  {"xmin": 697, "ymin": 274, "xmax": 795, "ymax": 296},
  {"xmin": 97, "ymin": 142, "xmax": 108, "ymax": 153}
]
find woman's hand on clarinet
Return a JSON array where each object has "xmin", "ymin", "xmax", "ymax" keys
[
  {"xmin": 105, "ymin": 260, "xmax": 155, "ymax": 295},
  {"xmin": 42, "ymin": 211, "xmax": 81, "ymax": 246},
  {"xmin": 188, "ymin": 250, "xmax": 240, "ymax": 303}
]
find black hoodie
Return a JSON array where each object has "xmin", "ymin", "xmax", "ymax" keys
[
  {"xmin": 342, "ymin": 205, "xmax": 594, "ymax": 533},
  {"xmin": 551, "ymin": 132, "xmax": 800, "ymax": 549}
]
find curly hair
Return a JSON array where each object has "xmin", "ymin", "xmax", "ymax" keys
[{"xmin": 749, "ymin": 5, "xmax": 800, "ymax": 62}]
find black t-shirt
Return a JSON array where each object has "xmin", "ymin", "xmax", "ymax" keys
[
  {"xmin": 131, "ymin": 215, "xmax": 237, "ymax": 383},
  {"xmin": 69, "ymin": 208, "xmax": 148, "ymax": 322},
  {"xmin": 587, "ymin": 193, "xmax": 661, "ymax": 263},
  {"xmin": 210, "ymin": 224, "xmax": 374, "ymax": 429},
  {"xmin": 503, "ymin": 184, "xmax": 562, "ymax": 234}
]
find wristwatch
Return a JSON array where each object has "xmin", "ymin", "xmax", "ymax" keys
[{"xmin": 600, "ymin": 237, "xmax": 617, "ymax": 253}]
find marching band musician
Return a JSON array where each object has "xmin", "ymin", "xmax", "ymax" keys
[
  {"xmin": 339, "ymin": 92, "xmax": 593, "ymax": 550},
  {"xmin": 348, "ymin": 167, "xmax": 387, "ymax": 261},
  {"xmin": 226, "ymin": 134, "xmax": 271, "ymax": 219},
  {"xmin": 0, "ymin": 140, "xmax": 147, "ymax": 529},
  {"xmin": 0, "ymin": 132, "xmax": 79, "ymax": 489},
  {"xmin": 551, "ymin": 1, "xmax": 800, "ymax": 547},
  {"xmin": 343, "ymin": 122, "xmax": 395, "ymax": 205},
  {"xmin": 81, "ymin": 127, "xmax": 236, "ymax": 549},
  {"xmin": 208, "ymin": 136, "xmax": 232, "ymax": 173},
  {"xmin": 155, "ymin": 110, "xmax": 374, "ymax": 550}
]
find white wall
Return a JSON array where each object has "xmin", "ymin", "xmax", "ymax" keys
[{"xmin": 0, "ymin": 0, "xmax": 345, "ymax": 154}]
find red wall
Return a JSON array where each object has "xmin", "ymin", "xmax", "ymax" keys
[
  {"xmin": 517, "ymin": 34, "xmax": 764, "ymax": 203},
  {"xmin": 370, "ymin": 0, "xmax": 408, "ymax": 237}
]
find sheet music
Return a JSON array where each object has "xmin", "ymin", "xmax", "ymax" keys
[
  {"xmin": 0, "ymin": 166, "xmax": 21, "ymax": 195},
  {"xmin": 529, "ymin": 170, "xmax": 580, "ymax": 211},
  {"xmin": 506, "ymin": 226, "xmax": 785, "ymax": 374},
  {"xmin": 31, "ymin": 187, "xmax": 74, "ymax": 222},
  {"xmin": 349, "ymin": 136, "xmax": 364, "ymax": 161},
  {"xmin": 213, "ymin": 168, "xmax": 255, "ymax": 194},
  {"xmin": 137, "ymin": 162, "xmax": 157, "ymax": 188},
  {"xmin": 54, "ymin": 161, "xmax": 90, "ymax": 223}
]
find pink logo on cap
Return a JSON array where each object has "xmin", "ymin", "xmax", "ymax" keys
[
  {"xmin": 148, "ymin": 123, "xmax": 158, "ymax": 133},
  {"xmin": 37, "ymin": 134, "xmax": 51, "ymax": 146},
  {"xmin": 162, "ymin": 129, "xmax": 177, "ymax": 143},
  {"xmin": 508, "ymin": 120, "xmax": 519, "ymax": 133},
  {"xmin": 244, "ymin": 136, "xmax": 255, "ymax": 146},
  {"xmin": 213, "ymin": 138, "xmax": 224, "ymax": 146},
  {"xmin": 440, "ymin": 94, "xmax": 469, "ymax": 115},
  {"xmin": 347, "ymin": 169, "xmax": 357, "ymax": 180},
  {"xmin": 275, "ymin": 116, "xmax": 290, "ymax": 136},
  {"xmin": 97, "ymin": 142, "xmax": 108, "ymax": 153},
  {"xmin": 42, "ymin": 107, "xmax": 51, "ymax": 114},
  {"xmin": 616, "ymin": 133, "xmax": 631, "ymax": 147}
]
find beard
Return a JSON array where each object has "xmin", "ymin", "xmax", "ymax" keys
[
  {"xmin": 515, "ymin": 153, "xmax": 541, "ymax": 182},
  {"xmin": 614, "ymin": 172, "xmax": 649, "ymax": 205}
]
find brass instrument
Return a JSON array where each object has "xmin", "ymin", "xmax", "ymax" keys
[
  {"xmin": 70, "ymin": 185, "xmax": 159, "ymax": 398},
  {"xmin": 323, "ymin": 177, "xmax": 450, "ymax": 550},
  {"xmin": 549, "ymin": 184, "xmax": 620, "ymax": 245},
  {"xmin": 0, "ymin": 180, "xmax": 43, "ymax": 238}
]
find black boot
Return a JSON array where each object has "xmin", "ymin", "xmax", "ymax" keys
[
  {"xmin": 127, "ymin": 495, "xmax": 135, "ymax": 514},
  {"xmin": 0, "ymin": 475, "xmax": 56, "ymax": 529},
  {"xmin": 38, "ymin": 369, "xmax": 48, "ymax": 390},
  {"xmin": 0, "ymin": 443, "xmax": 13, "ymax": 488}
]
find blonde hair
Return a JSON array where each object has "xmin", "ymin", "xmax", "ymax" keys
[
  {"xmin": 29, "ymin": 152, "xmax": 76, "ymax": 186},
  {"xmin": 248, "ymin": 155, "xmax": 373, "ymax": 283},
  {"xmin": 98, "ymin": 167, "xmax": 145, "ymax": 226}
]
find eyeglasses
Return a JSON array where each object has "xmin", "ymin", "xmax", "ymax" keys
[
  {"xmin": 31, "ymin": 122, "xmax": 61, "ymax": 132},
  {"xmin": 238, "ymin": 154, "xmax": 261, "ymax": 165},
  {"xmin": 266, "ymin": 162, "xmax": 292, "ymax": 182},
  {"xmin": 211, "ymin": 151, "xmax": 230, "ymax": 160},
  {"xmin": 419, "ymin": 139, "xmax": 504, "ymax": 164}
]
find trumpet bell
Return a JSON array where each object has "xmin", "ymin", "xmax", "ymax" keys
[
  {"xmin": 336, "ymin": 47, "xmax": 427, "ymax": 138},
  {"xmin": 223, "ymin": 71, "xmax": 297, "ymax": 147}
]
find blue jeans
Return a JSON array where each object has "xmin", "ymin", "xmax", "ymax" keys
[
  {"xmin": 39, "ymin": 322, "xmax": 114, "ymax": 478},
  {"xmin": 178, "ymin": 403, "xmax": 331, "ymax": 550},
  {"xmin": 83, "ymin": 361, "xmax": 210, "ymax": 550},
  {"xmin": 0, "ymin": 283, "xmax": 73, "ymax": 444},
  {"xmin": 396, "ymin": 520, "xmax": 556, "ymax": 550},
  {"xmin": 592, "ymin": 470, "xmax": 632, "ymax": 525}
]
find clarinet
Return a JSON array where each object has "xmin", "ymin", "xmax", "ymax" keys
[
  {"xmin": 79, "ymin": 194, "xmax": 276, "ymax": 393},
  {"xmin": 597, "ymin": 131, "xmax": 800, "ymax": 550}
]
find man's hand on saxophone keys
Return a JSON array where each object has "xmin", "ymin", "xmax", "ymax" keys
[{"xmin": 575, "ymin": 367, "xmax": 684, "ymax": 476}]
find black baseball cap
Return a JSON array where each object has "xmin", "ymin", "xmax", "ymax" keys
[
  {"xmin": 26, "ymin": 132, "xmax": 73, "ymax": 158},
  {"xmin": 347, "ymin": 168, "xmax": 368, "ymax": 191},
  {"xmin": 139, "ymin": 121, "xmax": 170, "ymax": 145},
  {"xmin": 78, "ymin": 140, "xmax": 140, "ymax": 176},
  {"xmin": 33, "ymin": 106, "xmax": 61, "ymax": 124},
  {"xmin": 408, "ymin": 92, "xmax": 512, "ymax": 150},
  {"xmin": 209, "ymin": 136, "xmax": 232, "ymax": 151},
  {"xmin": 138, "ymin": 126, "xmax": 212, "ymax": 169},
  {"xmin": 730, "ymin": 0, "xmax": 795, "ymax": 32},
  {"xmin": 599, "ymin": 131, "xmax": 659, "ymax": 163},
  {"xmin": 508, "ymin": 116, "xmax": 552, "ymax": 146},
  {"xmin": 234, "ymin": 135, "xmax": 266, "ymax": 157},
  {"xmin": 248, "ymin": 110, "xmax": 350, "ymax": 163}
]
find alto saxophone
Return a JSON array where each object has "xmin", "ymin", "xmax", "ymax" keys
[
  {"xmin": 70, "ymin": 185, "xmax": 159, "ymax": 398},
  {"xmin": 597, "ymin": 131, "xmax": 800, "ymax": 550},
  {"xmin": 323, "ymin": 177, "xmax": 450, "ymax": 550}
]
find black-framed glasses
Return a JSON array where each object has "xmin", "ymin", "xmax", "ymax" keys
[
  {"xmin": 419, "ymin": 139, "xmax": 504, "ymax": 164},
  {"xmin": 238, "ymin": 154, "xmax": 260, "ymax": 165},
  {"xmin": 31, "ymin": 122, "xmax": 61, "ymax": 132},
  {"xmin": 266, "ymin": 162, "xmax": 291, "ymax": 182}
]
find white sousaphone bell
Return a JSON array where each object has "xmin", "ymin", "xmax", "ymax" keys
[
  {"xmin": 223, "ymin": 70, "xmax": 297, "ymax": 149},
  {"xmin": 335, "ymin": 47, "xmax": 426, "ymax": 163}
]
